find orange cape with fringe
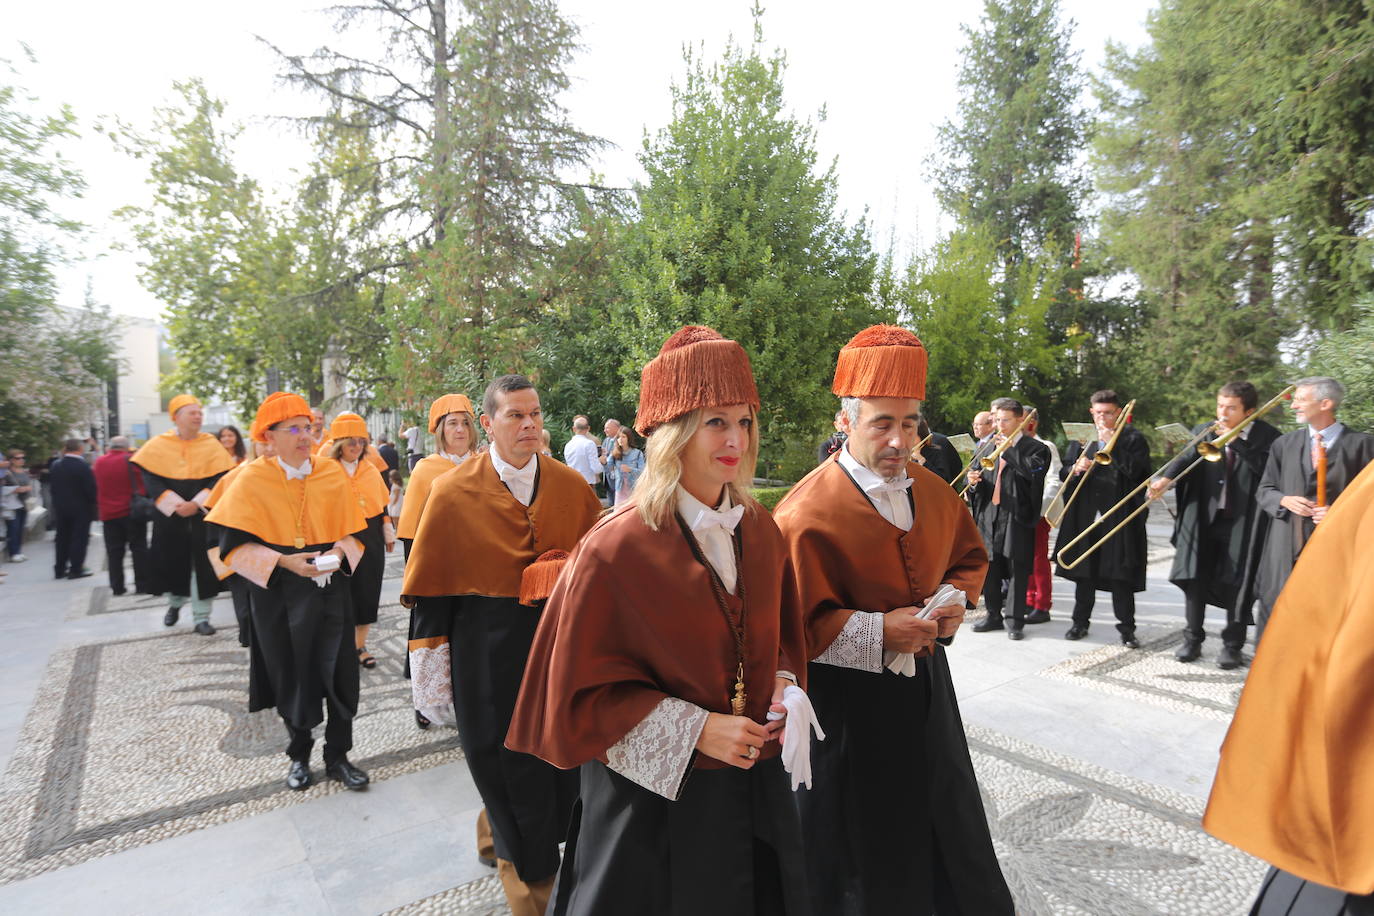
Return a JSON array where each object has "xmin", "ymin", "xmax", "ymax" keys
[
  {"xmin": 203, "ymin": 456, "xmax": 366, "ymax": 548},
  {"xmin": 1204, "ymin": 460, "xmax": 1374, "ymax": 894},
  {"xmin": 396, "ymin": 454, "xmax": 463, "ymax": 540},
  {"xmin": 336, "ymin": 457, "xmax": 389, "ymax": 517},
  {"xmin": 400, "ymin": 452, "xmax": 600, "ymax": 604},
  {"xmin": 131, "ymin": 431, "xmax": 236, "ymax": 481}
]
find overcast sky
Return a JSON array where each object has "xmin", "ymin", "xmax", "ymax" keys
[{"xmin": 7, "ymin": 0, "xmax": 1157, "ymax": 322}]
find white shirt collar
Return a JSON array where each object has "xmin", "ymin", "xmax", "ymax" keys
[
  {"xmin": 837, "ymin": 444, "xmax": 913, "ymax": 531},
  {"xmin": 437, "ymin": 450, "xmax": 470, "ymax": 467},
  {"xmin": 1309, "ymin": 421, "xmax": 1343, "ymax": 443},
  {"xmin": 677, "ymin": 485, "xmax": 739, "ymax": 530},
  {"xmin": 837, "ymin": 443, "xmax": 909, "ymax": 494},
  {"xmin": 676, "ymin": 485, "xmax": 740, "ymax": 594},
  {"xmin": 276, "ymin": 456, "xmax": 312, "ymax": 481},
  {"xmin": 489, "ymin": 444, "xmax": 537, "ymax": 506},
  {"xmin": 341, "ymin": 458, "xmax": 358, "ymax": 476}
]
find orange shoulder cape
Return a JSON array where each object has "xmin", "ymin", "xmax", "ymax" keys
[
  {"xmin": 131, "ymin": 431, "xmax": 236, "ymax": 481},
  {"xmin": 1204, "ymin": 460, "xmax": 1374, "ymax": 894},
  {"xmin": 396, "ymin": 454, "xmax": 461, "ymax": 539},
  {"xmin": 203, "ymin": 456, "xmax": 367, "ymax": 547},
  {"xmin": 204, "ymin": 460, "xmax": 252, "ymax": 510},
  {"xmin": 315, "ymin": 439, "xmax": 387, "ymax": 471},
  {"xmin": 400, "ymin": 452, "xmax": 601, "ymax": 603},
  {"xmin": 337, "ymin": 457, "xmax": 389, "ymax": 517}
]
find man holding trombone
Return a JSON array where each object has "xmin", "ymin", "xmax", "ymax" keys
[
  {"xmin": 1149, "ymin": 382, "xmax": 1281, "ymax": 669},
  {"xmin": 1053, "ymin": 390, "xmax": 1150, "ymax": 648},
  {"xmin": 968, "ymin": 398, "xmax": 1049, "ymax": 639}
]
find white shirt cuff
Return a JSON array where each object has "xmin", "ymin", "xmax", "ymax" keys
[
  {"xmin": 813, "ymin": 610, "xmax": 885, "ymax": 672},
  {"xmin": 604, "ymin": 697, "xmax": 708, "ymax": 801}
]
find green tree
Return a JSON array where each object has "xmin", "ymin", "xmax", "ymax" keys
[
  {"xmin": 0, "ymin": 61, "xmax": 118, "ymax": 452},
  {"xmin": 1309, "ymin": 299, "xmax": 1374, "ymax": 434},
  {"xmin": 613, "ymin": 21, "xmax": 883, "ymax": 472}
]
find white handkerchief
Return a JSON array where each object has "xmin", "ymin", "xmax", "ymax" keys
[
  {"xmin": 883, "ymin": 584, "xmax": 966, "ymax": 677},
  {"xmin": 779, "ymin": 685, "xmax": 826, "ymax": 791}
]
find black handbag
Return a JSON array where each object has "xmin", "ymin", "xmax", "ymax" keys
[{"xmin": 127, "ymin": 460, "xmax": 157, "ymax": 522}]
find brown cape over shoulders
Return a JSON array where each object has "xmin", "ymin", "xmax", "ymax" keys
[
  {"xmin": 772, "ymin": 455, "xmax": 987, "ymax": 655},
  {"xmin": 131, "ymin": 430, "xmax": 237, "ymax": 481},
  {"xmin": 400, "ymin": 451, "xmax": 600, "ymax": 603},
  {"xmin": 204, "ymin": 456, "xmax": 366, "ymax": 548},
  {"xmin": 1204, "ymin": 459, "xmax": 1374, "ymax": 894},
  {"xmin": 507, "ymin": 499, "xmax": 807, "ymax": 770},
  {"xmin": 396, "ymin": 453, "xmax": 461, "ymax": 540}
]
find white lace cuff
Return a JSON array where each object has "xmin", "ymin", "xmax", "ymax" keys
[
  {"xmin": 813, "ymin": 610, "xmax": 885, "ymax": 672},
  {"xmin": 605, "ymin": 697, "xmax": 708, "ymax": 801}
]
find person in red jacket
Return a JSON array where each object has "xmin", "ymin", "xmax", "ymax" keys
[{"xmin": 93, "ymin": 436, "xmax": 153, "ymax": 595}]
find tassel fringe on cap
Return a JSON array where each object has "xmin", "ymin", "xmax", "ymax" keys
[
  {"xmin": 634, "ymin": 326, "xmax": 761, "ymax": 436},
  {"xmin": 831, "ymin": 324, "xmax": 928, "ymax": 400},
  {"xmin": 251, "ymin": 391, "xmax": 314, "ymax": 443},
  {"xmin": 519, "ymin": 549, "xmax": 570, "ymax": 606}
]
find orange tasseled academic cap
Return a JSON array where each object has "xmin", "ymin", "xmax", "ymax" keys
[
  {"xmin": 634, "ymin": 326, "xmax": 760, "ymax": 436},
  {"xmin": 329, "ymin": 413, "xmax": 368, "ymax": 440},
  {"xmin": 250, "ymin": 392, "xmax": 313, "ymax": 443},
  {"xmin": 168, "ymin": 394, "xmax": 201, "ymax": 420},
  {"xmin": 831, "ymin": 324, "xmax": 928, "ymax": 400},
  {"xmin": 428, "ymin": 394, "xmax": 475, "ymax": 432}
]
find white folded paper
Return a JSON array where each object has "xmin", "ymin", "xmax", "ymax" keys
[
  {"xmin": 779, "ymin": 685, "xmax": 826, "ymax": 791},
  {"xmin": 882, "ymin": 584, "xmax": 966, "ymax": 677}
]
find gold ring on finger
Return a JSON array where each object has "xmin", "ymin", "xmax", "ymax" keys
[{"xmin": 746, "ymin": 746, "xmax": 758, "ymax": 760}]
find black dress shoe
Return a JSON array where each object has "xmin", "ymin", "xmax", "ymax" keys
[
  {"xmin": 972, "ymin": 616, "xmax": 1005, "ymax": 632},
  {"xmin": 1175, "ymin": 637, "xmax": 1202, "ymax": 662},
  {"xmin": 415, "ymin": 710, "xmax": 431, "ymax": 730},
  {"xmin": 1065, "ymin": 625, "xmax": 1089, "ymax": 641},
  {"xmin": 68, "ymin": 568, "xmax": 93, "ymax": 579},
  {"xmin": 286, "ymin": 760, "xmax": 312, "ymax": 791},
  {"xmin": 194, "ymin": 621, "xmax": 216, "ymax": 636},
  {"xmin": 164, "ymin": 607, "xmax": 181, "ymax": 627},
  {"xmin": 1007, "ymin": 626, "xmax": 1025, "ymax": 641},
  {"xmin": 111, "ymin": 587, "xmax": 127, "ymax": 596},
  {"xmin": 326, "ymin": 757, "xmax": 370, "ymax": 790},
  {"xmin": 1121, "ymin": 634, "xmax": 1141, "ymax": 649},
  {"xmin": 1025, "ymin": 609, "xmax": 1051, "ymax": 624},
  {"xmin": 1217, "ymin": 645, "xmax": 1244, "ymax": 670}
]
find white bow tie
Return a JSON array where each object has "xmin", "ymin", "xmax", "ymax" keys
[
  {"xmin": 498, "ymin": 462, "xmax": 534, "ymax": 485},
  {"xmin": 691, "ymin": 504, "xmax": 745, "ymax": 533},
  {"xmin": 866, "ymin": 476, "xmax": 912, "ymax": 496},
  {"xmin": 282, "ymin": 458, "xmax": 312, "ymax": 481}
]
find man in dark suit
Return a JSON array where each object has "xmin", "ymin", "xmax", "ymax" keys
[
  {"xmin": 968, "ymin": 398, "xmax": 1049, "ymax": 640},
  {"xmin": 376, "ymin": 438, "xmax": 400, "ymax": 474},
  {"xmin": 48, "ymin": 438, "xmax": 97, "ymax": 579},
  {"xmin": 916, "ymin": 416, "xmax": 962, "ymax": 484},
  {"xmin": 1054, "ymin": 390, "xmax": 1152, "ymax": 648},
  {"xmin": 1151, "ymin": 381, "xmax": 1281, "ymax": 668},
  {"xmin": 1251, "ymin": 376, "xmax": 1374, "ymax": 639}
]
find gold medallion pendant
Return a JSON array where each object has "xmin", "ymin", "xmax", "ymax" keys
[
  {"xmin": 731, "ymin": 663, "xmax": 747, "ymax": 716},
  {"xmin": 294, "ymin": 537, "xmax": 306, "ymax": 549}
]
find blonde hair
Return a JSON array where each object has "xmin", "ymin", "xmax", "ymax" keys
[
  {"xmin": 327, "ymin": 437, "xmax": 365, "ymax": 460},
  {"xmin": 436, "ymin": 411, "xmax": 478, "ymax": 456},
  {"xmin": 636, "ymin": 407, "xmax": 760, "ymax": 531}
]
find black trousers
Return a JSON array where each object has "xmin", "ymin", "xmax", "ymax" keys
[
  {"xmin": 1183, "ymin": 522, "xmax": 1247, "ymax": 648},
  {"xmin": 984, "ymin": 550, "xmax": 1030, "ymax": 626},
  {"xmin": 54, "ymin": 510, "xmax": 92, "ymax": 577},
  {"xmin": 102, "ymin": 516, "xmax": 151, "ymax": 593},
  {"xmin": 1071, "ymin": 579, "xmax": 1136, "ymax": 635},
  {"xmin": 1251, "ymin": 866, "xmax": 1374, "ymax": 916},
  {"xmin": 285, "ymin": 711, "xmax": 353, "ymax": 766}
]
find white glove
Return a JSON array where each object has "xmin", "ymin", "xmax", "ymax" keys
[
  {"xmin": 779, "ymin": 685, "xmax": 825, "ymax": 791},
  {"xmin": 883, "ymin": 584, "xmax": 965, "ymax": 676}
]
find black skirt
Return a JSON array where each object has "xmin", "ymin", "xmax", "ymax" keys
[
  {"xmin": 346, "ymin": 513, "xmax": 386, "ymax": 626},
  {"xmin": 553, "ymin": 757, "xmax": 811, "ymax": 916}
]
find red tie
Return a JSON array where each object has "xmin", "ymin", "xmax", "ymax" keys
[{"xmin": 992, "ymin": 457, "xmax": 1006, "ymax": 506}]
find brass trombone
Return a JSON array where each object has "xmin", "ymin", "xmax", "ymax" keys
[
  {"xmin": 957, "ymin": 408, "xmax": 1038, "ymax": 499},
  {"xmin": 1057, "ymin": 386, "xmax": 1295, "ymax": 570},
  {"xmin": 1045, "ymin": 399, "xmax": 1136, "ymax": 528}
]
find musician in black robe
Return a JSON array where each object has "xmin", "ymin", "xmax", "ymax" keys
[
  {"xmin": 1151, "ymin": 381, "xmax": 1280, "ymax": 669},
  {"xmin": 1053, "ymin": 390, "xmax": 1151, "ymax": 647}
]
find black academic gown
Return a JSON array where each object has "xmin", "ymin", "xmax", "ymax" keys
[
  {"xmin": 346, "ymin": 512, "xmax": 386, "ymax": 626},
  {"xmin": 139, "ymin": 468, "xmax": 227, "ymax": 599},
  {"xmin": 1250, "ymin": 426, "xmax": 1374, "ymax": 614},
  {"xmin": 219, "ymin": 529, "xmax": 361, "ymax": 745},
  {"xmin": 1053, "ymin": 425, "xmax": 1151, "ymax": 591},
  {"xmin": 920, "ymin": 433, "xmax": 962, "ymax": 484},
  {"xmin": 969, "ymin": 435, "xmax": 1050, "ymax": 564},
  {"xmin": 1165, "ymin": 419, "xmax": 1280, "ymax": 610}
]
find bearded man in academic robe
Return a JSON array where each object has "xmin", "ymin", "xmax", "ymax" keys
[
  {"xmin": 1053, "ymin": 389, "xmax": 1151, "ymax": 648},
  {"xmin": 772, "ymin": 326, "xmax": 1013, "ymax": 916},
  {"xmin": 509, "ymin": 327, "xmax": 817, "ymax": 916},
  {"xmin": 203, "ymin": 392, "xmax": 371, "ymax": 791},
  {"xmin": 400, "ymin": 374, "xmax": 601, "ymax": 916},
  {"xmin": 1147, "ymin": 380, "xmax": 1281, "ymax": 669},
  {"xmin": 1204, "ymin": 459, "xmax": 1374, "ymax": 914},
  {"xmin": 1246, "ymin": 375, "xmax": 1374, "ymax": 640},
  {"xmin": 131, "ymin": 394, "xmax": 237, "ymax": 636}
]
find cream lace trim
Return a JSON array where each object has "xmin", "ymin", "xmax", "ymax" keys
[
  {"xmin": 410, "ymin": 644, "xmax": 457, "ymax": 727},
  {"xmin": 605, "ymin": 697, "xmax": 708, "ymax": 800},
  {"xmin": 813, "ymin": 610, "xmax": 885, "ymax": 672}
]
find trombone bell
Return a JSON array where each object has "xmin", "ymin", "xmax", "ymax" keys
[
  {"xmin": 1197, "ymin": 441, "xmax": 1224, "ymax": 461},
  {"xmin": 1092, "ymin": 450, "xmax": 1113, "ymax": 466}
]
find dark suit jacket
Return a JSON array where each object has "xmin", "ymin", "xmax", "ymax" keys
[
  {"xmin": 48, "ymin": 454, "xmax": 97, "ymax": 518},
  {"xmin": 920, "ymin": 433, "xmax": 962, "ymax": 484},
  {"xmin": 377, "ymin": 443, "xmax": 400, "ymax": 473},
  {"xmin": 970, "ymin": 435, "xmax": 1049, "ymax": 562},
  {"xmin": 1253, "ymin": 425, "xmax": 1374, "ymax": 608}
]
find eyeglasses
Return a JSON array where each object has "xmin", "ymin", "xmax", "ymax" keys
[{"xmin": 270, "ymin": 425, "xmax": 313, "ymax": 436}]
